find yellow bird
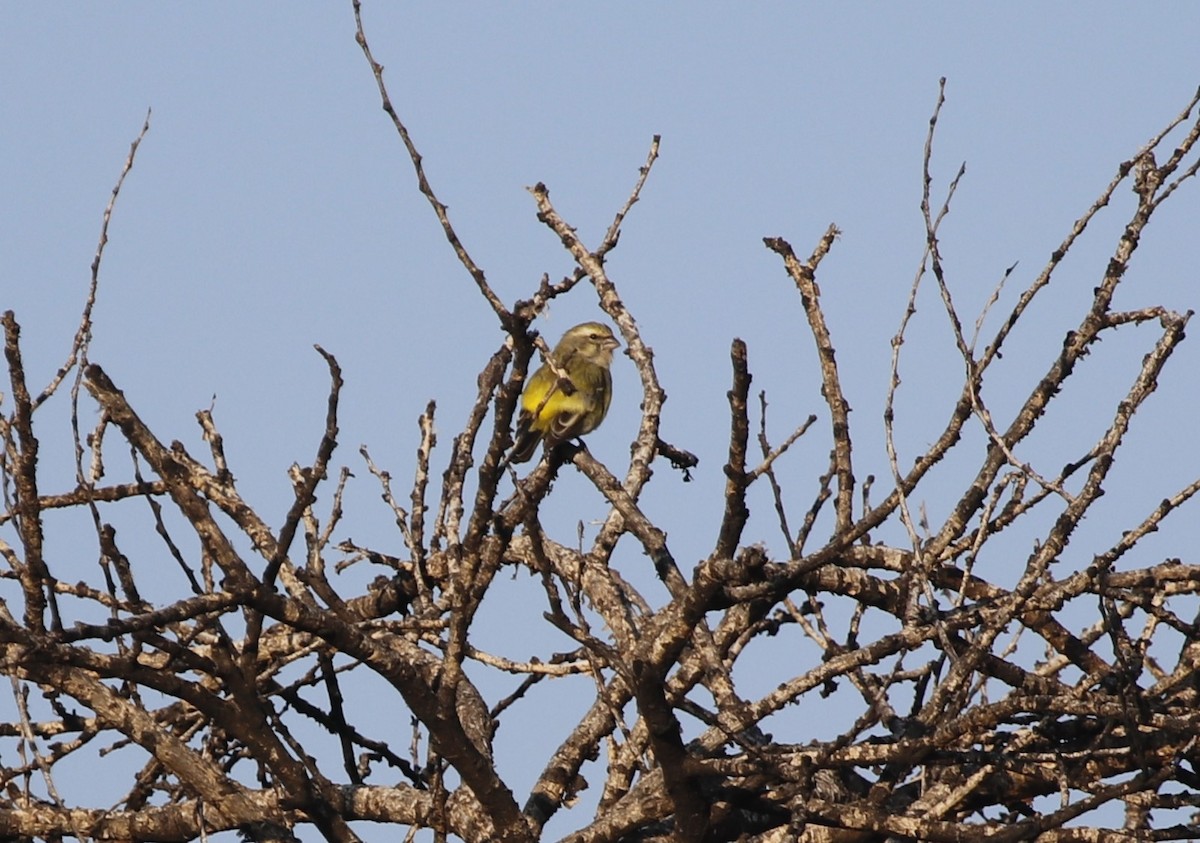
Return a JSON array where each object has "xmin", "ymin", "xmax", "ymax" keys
[{"xmin": 509, "ymin": 322, "xmax": 620, "ymax": 463}]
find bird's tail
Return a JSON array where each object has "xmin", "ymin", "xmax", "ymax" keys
[{"xmin": 506, "ymin": 430, "xmax": 541, "ymax": 465}]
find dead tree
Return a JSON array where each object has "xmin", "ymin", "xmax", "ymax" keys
[{"xmin": 2, "ymin": 10, "xmax": 1200, "ymax": 841}]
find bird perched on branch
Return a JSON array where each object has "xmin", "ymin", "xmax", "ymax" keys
[{"xmin": 509, "ymin": 321, "xmax": 620, "ymax": 464}]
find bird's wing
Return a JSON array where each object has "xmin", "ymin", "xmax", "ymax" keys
[{"xmin": 546, "ymin": 404, "xmax": 588, "ymax": 444}]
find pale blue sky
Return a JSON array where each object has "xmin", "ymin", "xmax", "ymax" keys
[{"xmin": 3, "ymin": 4, "xmax": 1199, "ymax": 838}]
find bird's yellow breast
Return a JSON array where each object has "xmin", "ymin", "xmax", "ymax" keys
[{"xmin": 521, "ymin": 374, "xmax": 591, "ymax": 434}]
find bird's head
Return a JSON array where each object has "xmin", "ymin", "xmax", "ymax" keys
[{"xmin": 558, "ymin": 321, "xmax": 620, "ymax": 365}]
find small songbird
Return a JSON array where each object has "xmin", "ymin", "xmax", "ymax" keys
[{"xmin": 509, "ymin": 321, "xmax": 620, "ymax": 464}]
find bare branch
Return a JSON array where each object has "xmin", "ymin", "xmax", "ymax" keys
[
  {"xmin": 764, "ymin": 226, "xmax": 853, "ymax": 533},
  {"xmin": 351, "ymin": 0, "xmax": 510, "ymax": 325}
]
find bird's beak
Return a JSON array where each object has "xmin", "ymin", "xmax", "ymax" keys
[{"xmin": 604, "ymin": 336, "xmax": 620, "ymax": 351}]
